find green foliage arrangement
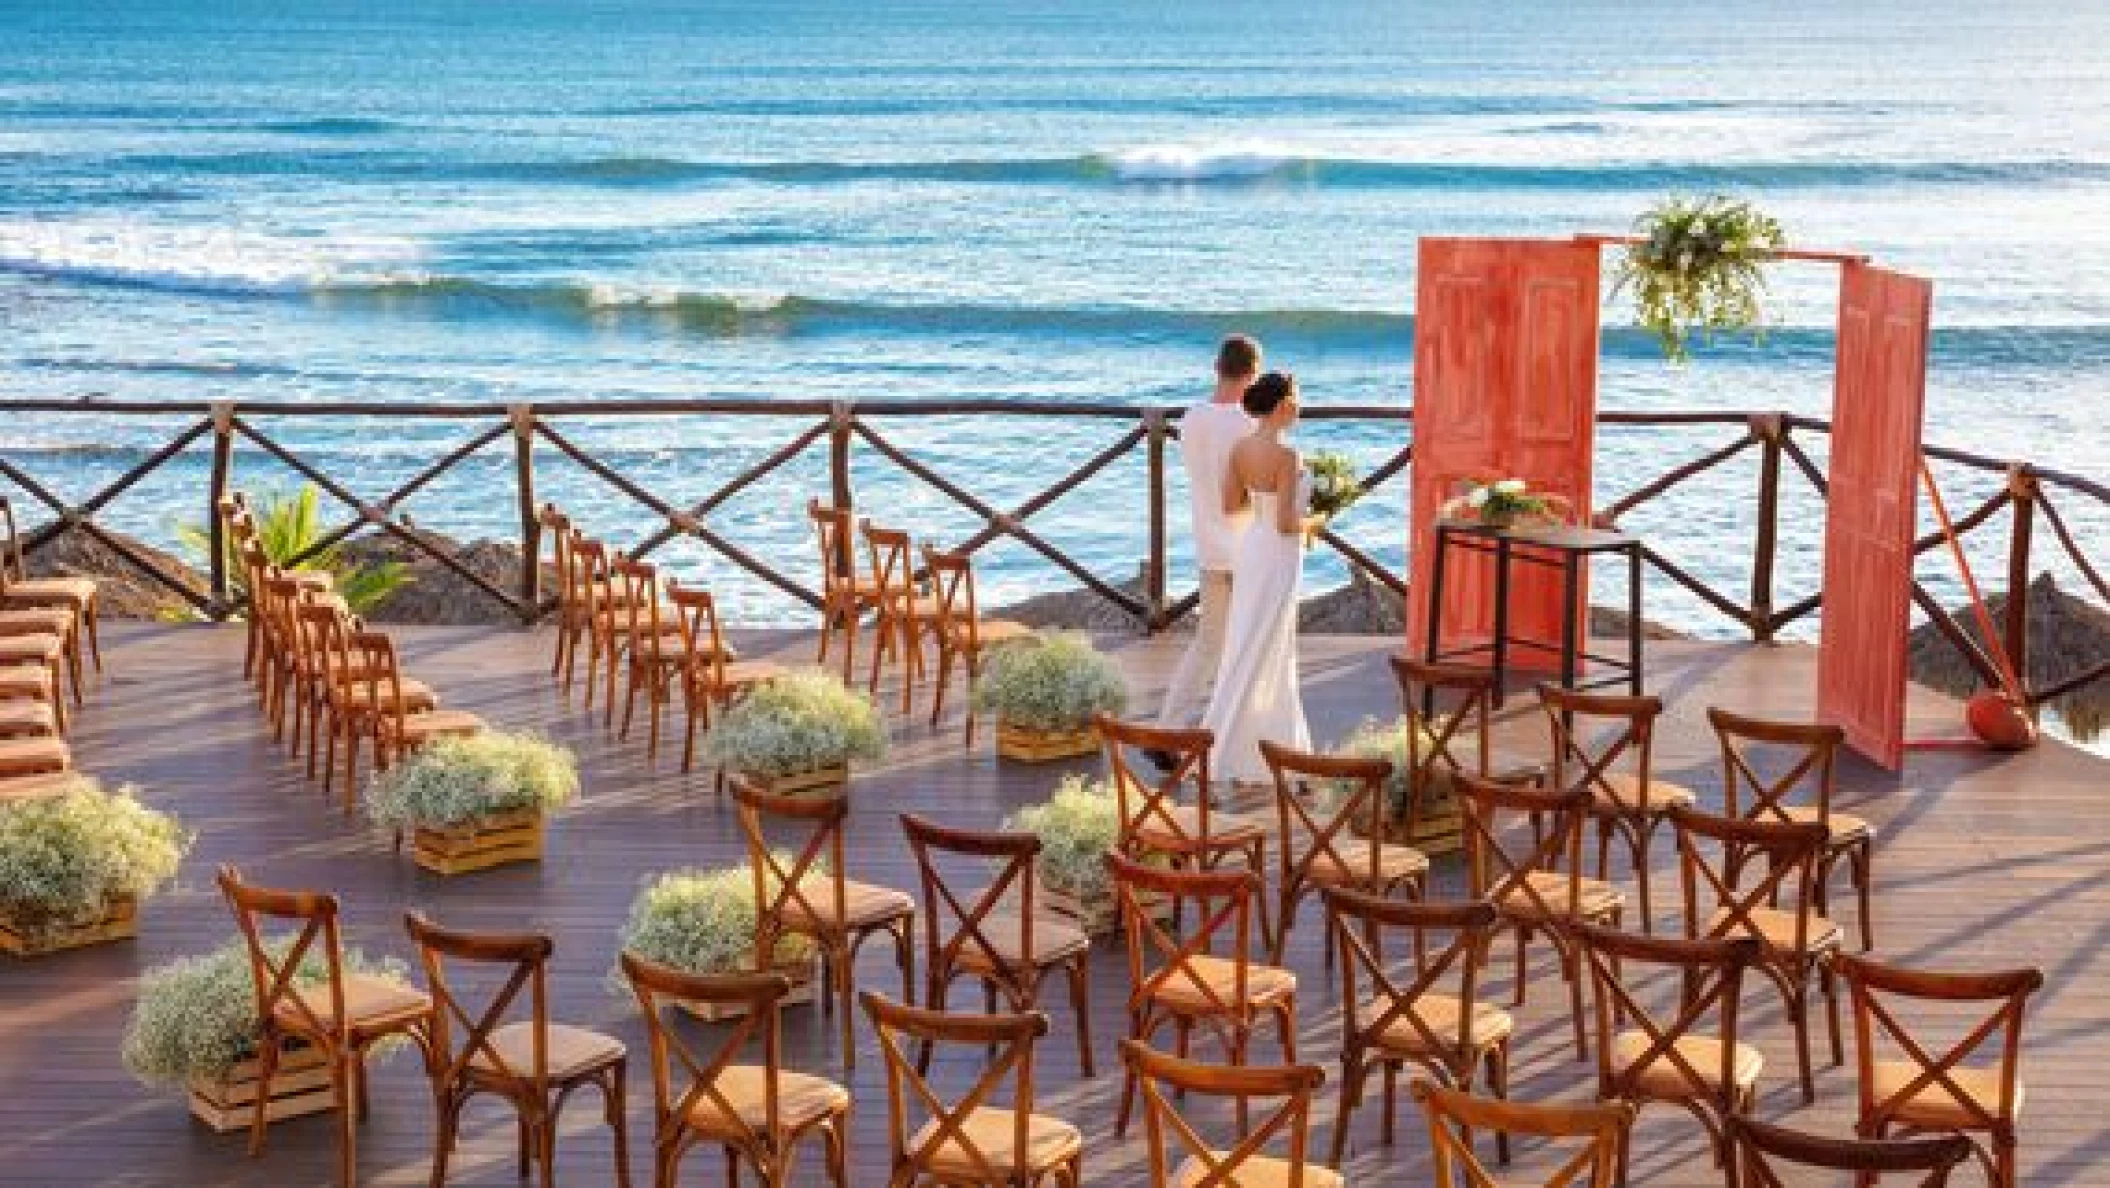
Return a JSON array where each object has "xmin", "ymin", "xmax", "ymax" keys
[
  {"xmin": 0, "ymin": 778, "xmax": 190, "ymax": 927},
  {"xmin": 1613, "ymin": 195, "xmax": 1786, "ymax": 362},
  {"xmin": 615, "ymin": 864, "xmax": 818, "ymax": 984},
  {"xmin": 1003, "ymin": 775, "xmax": 1122, "ymax": 902},
  {"xmin": 180, "ymin": 484, "xmax": 410, "ymax": 614},
  {"xmin": 973, "ymin": 632, "xmax": 1128, "ymax": 734},
  {"xmin": 1305, "ymin": 450, "xmax": 1365, "ymax": 520},
  {"xmin": 365, "ymin": 731, "xmax": 579, "ymax": 830},
  {"xmin": 703, "ymin": 668, "xmax": 886, "ymax": 777},
  {"xmin": 122, "ymin": 937, "xmax": 409, "ymax": 1087},
  {"xmin": 1333, "ymin": 716, "xmax": 1449, "ymax": 821}
]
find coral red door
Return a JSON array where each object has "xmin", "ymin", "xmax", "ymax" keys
[
  {"xmin": 1409, "ymin": 238, "xmax": 1600, "ymax": 667},
  {"xmin": 1818, "ymin": 263, "xmax": 1932, "ymax": 770}
]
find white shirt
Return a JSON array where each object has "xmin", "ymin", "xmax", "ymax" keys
[{"xmin": 1181, "ymin": 400, "xmax": 1255, "ymax": 573}]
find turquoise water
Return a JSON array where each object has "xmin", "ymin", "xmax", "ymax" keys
[{"xmin": 3, "ymin": 0, "xmax": 2108, "ymax": 625}]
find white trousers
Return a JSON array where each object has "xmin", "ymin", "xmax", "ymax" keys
[{"xmin": 1156, "ymin": 569, "xmax": 1233, "ymax": 730}]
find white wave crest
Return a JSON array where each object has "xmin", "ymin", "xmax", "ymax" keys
[
  {"xmin": 0, "ymin": 219, "xmax": 424, "ymax": 295},
  {"xmin": 1101, "ymin": 140, "xmax": 1301, "ymax": 181}
]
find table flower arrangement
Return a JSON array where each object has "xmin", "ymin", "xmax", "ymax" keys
[{"xmin": 1440, "ymin": 478, "xmax": 1570, "ymax": 531}]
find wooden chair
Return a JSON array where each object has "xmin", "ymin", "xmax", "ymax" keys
[
  {"xmin": 299, "ymin": 601, "xmax": 443, "ymax": 800},
  {"xmin": 1539, "ymin": 684, "xmax": 1695, "ymax": 936},
  {"xmin": 1456, "ymin": 773, "xmax": 1623, "ymax": 1060},
  {"xmin": 670, "ymin": 581, "xmax": 783, "ymax": 774},
  {"xmin": 1727, "ymin": 1116, "xmax": 1973, "ymax": 1187},
  {"xmin": 1263, "ymin": 740, "xmax": 1428, "ymax": 966},
  {"xmin": 864, "ymin": 991, "xmax": 1083, "ymax": 1187},
  {"xmin": 1711, "ymin": 708, "xmax": 1876, "ymax": 951},
  {"xmin": 1388, "ymin": 658, "xmax": 1531, "ymax": 843},
  {"xmin": 216, "ymin": 865, "xmax": 434, "ymax": 1188},
  {"xmin": 620, "ymin": 954, "xmax": 849, "ymax": 1188},
  {"xmin": 1671, "ymin": 805, "xmax": 1843, "ymax": 1104},
  {"xmin": 0, "ymin": 733, "xmax": 70, "ymax": 782},
  {"xmin": 861, "ymin": 519, "xmax": 938, "ymax": 713},
  {"xmin": 1107, "ymin": 852, "xmax": 1297, "ymax": 1138},
  {"xmin": 1098, "ymin": 714, "xmax": 1273, "ymax": 950},
  {"xmin": 567, "ymin": 536, "xmax": 631, "ymax": 723},
  {"xmin": 611, "ymin": 557, "xmax": 692, "ymax": 763},
  {"xmin": 403, "ymin": 912, "xmax": 630, "ymax": 1187},
  {"xmin": 901, "ymin": 812, "xmax": 1095, "ymax": 1077},
  {"xmin": 922, "ymin": 545, "xmax": 1033, "ymax": 746},
  {"xmin": 1120, "ymin": 1041, "xmax": 1337, "ymax": 1188},
  {"xmin": 350, "ymin": 628, "xmax": 483, "ymax": 805},
  {"xmin": 0, "ymin": 496, "xmax": 101, "ymax": 675},
  {"xmin": 1413, "ymin": 1079, "xmax": 1633, "ymax": 1188},
  {"xmin": 537, "ymin": 504, "xmax": 580, "ymax": 686},
  {"xmin": 1836, "ymin": 953, "xmax": 2042, "ymax": 1188},
  {"xmin": 810, "ymin": 499, "xmax": 882, "ymax": 681},
  {"xmin": 0, "ymin": 605, "xmax": 82, "ymax": 713},
  {"xmin": 1572, "ymin": 923, "xmax": 1764, "ymax": 1183},
  {"xmin": 1326, "ymin": 891, "xmax": 1512, "ymax": 1167},
  {"xmin": 733, "ymin": 779, "xmax": 916, "ymax": 1071}
]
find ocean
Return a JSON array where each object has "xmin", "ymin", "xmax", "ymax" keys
[{"xmin": 3, "ymin": 0, "xmax": 2107, "ymax": 629}]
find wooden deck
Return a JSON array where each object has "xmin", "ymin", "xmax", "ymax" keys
[{"xmin": 2, "ymin": 622, "xmax": 2106, "ymax": 1185}]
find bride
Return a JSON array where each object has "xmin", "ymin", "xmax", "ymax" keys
[{"xmin": 1201, "ymin": 371, "xmax": 1314, "ymax": 785}]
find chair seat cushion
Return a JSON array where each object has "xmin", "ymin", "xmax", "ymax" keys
[
  {"xmin": 910, "ymin": 1107, "xmax": 1082, "ymax": 1177},
  {"xmin": 711, "ymin": 659, "xmax": 786, "ymax": 689},
  {"xmin": 383, "ymin": 710, "xmax": 485, "ymax": 743},
  {"xmin": 1612, "ymin": 1030, "xmax": 1763, "ymax": 1097},
  {"xmin": 6, "ymin": 578, "xmax": 96, "ymax": 607},
  {"xmin": 336, "ymin": 679, "xmax": 439, "ymax": 711},
  {"xmin": 0, "ymin": 666, "xmax": 53, "ymax": 699},
  {"xmin": 1135, "ymin": 805, "xmax": 1267, "ymax": 851},
  {"xmin": 951, "ymin": 913, "xmax": 1090, "ymax": 974},
  {"xmin": 0, "ymin": 634, "xmax": 64, "ymax": 663},
  {"xmin": 1174, "ymin": 1154, "xmax": 1342, "ymax": 1187},
  {"xmin": 1705, "ymin": 905, "xmax": 1843, "ymax": 954},
  {"xmin": 273, "ymin": 973, "xmax": 431, "ymax": 1035},
  {"xmin": 1778, "ymin": 805, "xmax": 1873, "ymax": 843},
  {"xmin": 0, "ymin": 609, "xmax": 72, "ymax": 637},
  {"xmin": 1306, "ymin": 839, "xmax": 1430, "ymax": 887},
  {"xmin": 0, "ymin": 736, "xmax": 70, "ymax": 776},
  {"xmin": 0, "ymin": 701, "xmax": 59, "ymax": 737},
  {"xmin": 1150, "ymin": 955, "xmax": 1296, "ymax": 1013},
  {"xmin": 1869, "ymin": 1061, "xmax": 2017, "ymax": 1131},
  {"xmin": 0, "ymin": 771, "xmax": 83, "ymax": 802},
  {"xmin": 782, "ymin": 878, "xmax": 915, "ymax": 931},
  {"xmin": 1589, "ymin": 773, "xmax": 1697, "ymax": 815},
  {"xmin": 469, "ymin": 1021, "xmax": 625, "ymax": 1081},
  {"xmin": 1496, "ymin": 871, "xmax": 1624, "ymax": 920},
  {"xmin": 684, "ymin": 1065, "xmax": 848, "ymax": 1137},
  {"xmin": 1356, "ymin": 993, "xmax": 1515, "ymax": 1054}
]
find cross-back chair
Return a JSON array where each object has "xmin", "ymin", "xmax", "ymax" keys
[
  {"xmin": 1456, "ymin": 773, "xmax": 1623, "ymax": 1059},
  {"xmin": 403, "ymin": 912, "xmax": 630, "ymax": 1187},
  {"xmin": 1539, "ymin": 684, "xmax": 1696, "ymax": 936},
  {"xmin": 1120, "ymin": 1041, "xmax": 1338, "ymax": 1188},
  {"xmin": 0, "ymin": 495, "xmax": 102, "ymax": 674},
  {"xmin": 610, "ymin": 556, "xmax": 691, "ymax": 763},
  {"xmin": 810, "ymin": 499, "xmax": 881, "ymax": 681},
  {"xmin": 1107, "ymin": 852, "xmax": 1297, "ymax": 1138},
  {"xmin": 901, "ymin": 812, "xmax": 1095, "ymax": 1077},
  {"xmin": 864, "ymin": 991, "xmax": 1083, "ymax": 1187},
  {"xmin": 668, "ymin": 581, "xmax": 782, "ymax": 775},
  {"xmin": 620, "ymin": 955, "xmax": 850, "ymax": 1188},
  {"xmin": 860, "ymin": 519, "xmax": 936, "ymax": 712},
  {"xmin": 1326, "ymin": 890, "xmax": 1512, "ymax": 1167},
  {"xmin": 566, "ymin": 535, "xmax": 629, "ymax": 721},
  {"xmin": 1412, "ymin": 1079, "xmax": 1633, "ymax": 1188},
  {"xmin": 1572, "ymin": 922, "xmax": 1764, "ymax": 1183},
  {"xmin": 1264, "ymin": 740, "xmax": 1428, "ymax": 966},
  {"xmin": 1389, "ymin": 657, "xmax": 1524, "ymax": 840},
  {"xmin": 217, "ymin": 865, "xmax": 434, "ymax": 1188},
  {"xmin": 733, "ymin": 779, "xmax": 916, "ymax": 1071},
  {"xmin": 348, "ymin": 627, "xmax": 482, "ymax": 807},
  {"xmin": 1711, "ymin": 708, "xmax": 1876, "ymax": 951},
  {"xmin": 1836, "ymin": 953, "xmax": 2042, "ymax": 1188},
  {"xmin": 1671, "ymin": 805, "xmax": 1842, "ymax": 1104},
  {"xmin": 921, "ymin": 545, "xmax": 1033, "ymax": 746},
  {"xmin": 536, "ymin": 504, "xmax": 580, "ymax": 685},
  {"xmin": 1726, "ymin": 1116, "xmax": 1973, "ymax": 1187}
]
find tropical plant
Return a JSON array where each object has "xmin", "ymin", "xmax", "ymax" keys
[
  {"xmin": 0, "ymin": 778, "xmax": 190, "ymax": 928},
  {"xmin": 179, "ymin": 484, "xmax": 410, "ymax": 614},
  {"xmin": 703, "ymin": 668, "xmax": 886, "ymax": 777},
  {"xmin": 614, "ymin": 864, "xmax": 818, "ymax": 986},
  {"xmin": 364, "ymin": 731, "xmax": 579, "ymax": 830},
  {"xmin": 1333, "ymin": 716, "xmax": 1450, "ymax": 821},
  {"xmin": 122, "ymin": 936, "xmax": 408, "ymax": 1087},
  {"xmin": 1305, "ymin": 450, "xmax": 1364, "ymax": 520},
  {"xmin": 1612, "ymin": 194, "xmax": 1785, "ymax": 362},
  {"xmin": 973, "ymin": 632, "xmax": 1128, "ymax": 733},
  {"xmin": 1003, "ymin": 776, "xmax": 1122, "ymax": 902}
]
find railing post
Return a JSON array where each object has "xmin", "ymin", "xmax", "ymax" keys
[
  {"xmin": 2006, "ymin": 464, "xmax": 2037, "ymax": 702},
  {"xmin": 207, "ymin": 401, "xmax": 235, "ymax": 618},
  {"xmin": 509, "ymin": 404, "xmax": 539, "ymax": 623},
  {"xmin": 829, "ymin": 401, "xmax": 855, "ymax": 581},
  {"xmin": 1748, "ymin": 413, "xmax": 1784, "ymax": 643},
  {"xmin": 1145, "ymin": 407, "xmax": 1168, "ymax": 633}
]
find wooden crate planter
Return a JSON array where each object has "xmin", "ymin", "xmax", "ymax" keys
[
  {"xmin": 0, "ymin": 893, "xmax": 136, "ymax": 957},
  {"xmin": 187, "ymin": 1042, "xmax": 335, "ymax": 1132},
  {"xmin": 1038, "ymin": 880, "xmax": 1171, "ymax": 938},
  {"xmin": 677, "ymin": 959, "xmax": 820, "ymax": 1021},
  {"xmin": 412, "ymin": 809, "xmax": 544, "ymax": 876},
  {"xmin": 741, "ymin": 764, "xmax": 848, "ymax": 798},
  {"xmin": 996, "ymin": 722, "xmax": 1098, "ymax": 764},
  {"xmin": 1361, "ymin": 795, "xmax": 1465, "ymax": 857}
]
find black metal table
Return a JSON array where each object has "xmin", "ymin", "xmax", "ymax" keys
[{"xmin": 1423, "ymin": 520, "xmax": 1644, "ymax": 705}]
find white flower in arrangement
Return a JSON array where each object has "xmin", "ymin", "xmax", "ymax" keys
[
  {"xmin": 1467, "ymin": 487, "xmax": 1490, "ymax": 508},
  {"xmin": 1494, "ymin": 478, "xmax": 1527, "ymax": 495}
]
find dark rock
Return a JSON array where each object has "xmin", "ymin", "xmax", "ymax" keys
[
  {"xmin": 340, "ymin": 529, "xmax": 549, "ymax": 626},
  {"xmin": 21, "ymin": 528, "xmax": 209, "ymax": 620}
]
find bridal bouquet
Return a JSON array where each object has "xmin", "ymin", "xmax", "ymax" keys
[
  {"xmin": 1440, "ymin": 477, "xmax": 1569, "ymax": 531},
  {"xmin": 1305, "ymin": 451, "xmax": 1363, "ymax": 519}
]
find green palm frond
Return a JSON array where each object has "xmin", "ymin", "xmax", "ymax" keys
[{"xmin": 179, "ymin": 484, "xmax": 411, "ymax": 615}]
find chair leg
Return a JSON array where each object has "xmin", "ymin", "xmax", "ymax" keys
[
  {"xmin": 338, "ymin": 1049, "xmax": 360, "ymax": 1188},
  {"xmin": 1854, "ymin": 844, "xmax": 1875, "ymax": 951},
  {"xmin": 1066, "ymin": 956, "xmax": 1095, "ymax": 1077},
  {"xmin": 608, "ymin": 1061, "xmax": 634, "ymax": 1188},
  {"xmin": 247, "ymin": 1037, "xmax": 281, "ymax": 1157},
  {"xmin": 1633, "ymin": 817, "xmax": 1656, "ymax": 936},
  {"xmin": 83, "ymin": 598, "xmax": 102, "ymax": 673},
  {"xmin": 1330, "ymin": 1055, "xmax": 1362, "ymax": 1166}
]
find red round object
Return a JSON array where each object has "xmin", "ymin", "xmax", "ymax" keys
[{"xmin": 1966, "ymin": 691, "xmax": 2038, "ymax": 750}]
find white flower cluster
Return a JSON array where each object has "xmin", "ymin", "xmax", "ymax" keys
[
  {"xmin": 704, "ymin": 668, "xmax": 886, "ymax": 777},
  {"xmin": 614, "ymin": 863, "xmax": 818, "ymax": 986},
  {"xmin": 973, "ymin": 632, "xmax": 1129, "ymax": 733},
  {"xmin": 0, "ymin": 777, "xmax": 190, "ymax": 926},
  {"xmin": 364, "ymin": 731, "xmax": 580, "ymax": 829},
  {"xmin": 1004, "ymin": 775, "xmax": 1122, "ymax": 902}
]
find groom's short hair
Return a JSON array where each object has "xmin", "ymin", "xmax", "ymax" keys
[{"xmin": 1216, "ymin": 335, "xmax": 1261, "ymax": 381}]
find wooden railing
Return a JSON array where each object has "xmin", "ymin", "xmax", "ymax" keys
[{"xmin": 0, "ymin": 397, "xmax": 2103, "ymax": 713}]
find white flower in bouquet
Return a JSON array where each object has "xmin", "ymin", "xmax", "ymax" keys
[
  {"xmin": 1467, "ymin": 487, "xmax": 1490, "ymax": 508},
  {"xmin": 1494, "ymin": 478, "xmax": 1527, "ymax": 495}
]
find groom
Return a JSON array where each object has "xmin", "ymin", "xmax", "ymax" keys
[{"xmin": 1155, "ymin": 334, "xmax": 1260, "ymax": 736}]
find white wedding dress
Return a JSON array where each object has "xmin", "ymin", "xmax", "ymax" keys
[{"xmin": 1201, "ymin": 472, "xmax": 1311, "ymax": 783}]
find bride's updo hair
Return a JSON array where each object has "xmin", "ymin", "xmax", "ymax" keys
[{"xmin": 1242, "ymin": 371, "xmax": 1297, "ymax": 418}]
